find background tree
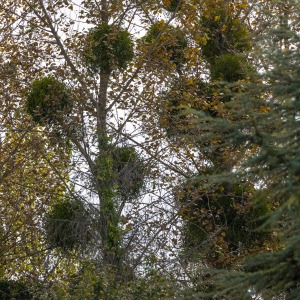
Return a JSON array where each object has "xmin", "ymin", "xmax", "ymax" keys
[
  {"xmin": 194, "ymin": 1, "xmax": 300, "ymax": 298},
  {"xmin": 147, "ymin": 0, "xmax": 274, "ymax": 275}
]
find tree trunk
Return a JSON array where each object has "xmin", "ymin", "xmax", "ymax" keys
[{"xmin": 96, "ymin": 0, "xmax": 122, "ymax": 271}]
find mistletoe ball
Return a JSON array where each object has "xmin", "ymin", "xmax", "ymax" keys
[
  {"xmin": 45, "ymin": 198, "xmax": 91, "ymax": 250},
  {"xmin": 144, "ymin": 21, "xmax": 187, "ymax": 66},
  {"xmin": 84, "ymin": 24, "xmax": 134, "ymax": 73},
  {"xmin": 26, "ymin": 76, "xmax": 71, "ymax": 125}
]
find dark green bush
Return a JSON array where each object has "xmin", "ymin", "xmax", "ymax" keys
[
  {"xmin": 84, "ymin": 24, "xmax": 134, "ymax": 73},
  {"xmin": 0, "ymin": 280, "xmax": 32, "ymax": 300},
  {"xmin": 112, "ymin": 146, "xmax": 145, "ymax": 200},
  {"xmin": 45, "ymin": 198, "xmax": 91, "ymax": 250},
  {"xmin": 25, "ymin": 76, "xmax": 71, "ymax": 125},
  {"xmin": 210, "ymin": 54, "xmax": 250, "ymax": 82}
]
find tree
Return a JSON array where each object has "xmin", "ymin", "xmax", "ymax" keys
[
  {"xmin": 150, "ymin": 0, "xmax": 273, "ymax": 273},
  {"xmin": 0, "ymin": 105, "xmax": 73, "ymax": 294},
  {"xmin": 188, "ymin": 0, "xmax": 300, "ymax": 298},
  {"xmin": 2, "ymin": 0, "xmax": 297, "ymax": 298},
  {"xmin": 0, "ymin": 0, "xmax": 194, "ymax": 297}
]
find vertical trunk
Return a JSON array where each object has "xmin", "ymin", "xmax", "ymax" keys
[
  {"xmin": 97, "ymin": 0, "xmax": 109, "ymax": 138},
  {"xmin": 101, "ymin": 0, "xmax": 108, "ymax": 24},
  {"xmin": 96, "ymin": 0, "xmax": 122, "ymax": 270},
  {"xmin": 97, "ymin": 71, "xmax": 109, "ymax": 137}
]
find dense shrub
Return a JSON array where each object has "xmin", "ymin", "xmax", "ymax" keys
[
  {"xmin": 0, "ymin": 280, "xmax": 32, "ymax": 300},
  {"xmin": 25, "ymin": 76, "xmax": 71, "ymax": 125}
]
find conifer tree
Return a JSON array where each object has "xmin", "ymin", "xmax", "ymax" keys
[
  {"xmin": 192, "ymin": 0, "xmax": 300, "ymax": 298},
  {"xmin": 197, "ymin": 1, "xmax": 300, "ymax": 299}
]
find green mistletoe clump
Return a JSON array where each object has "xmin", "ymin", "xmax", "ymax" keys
[
  {"xmin": 84, "ymin": 24, "xmax": 134, "ymax": 73},
  {"xmin": 26, "ymin": 76, "xmax": 71, "ymax": 125}
]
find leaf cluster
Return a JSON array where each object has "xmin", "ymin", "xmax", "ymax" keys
[
  {"xmin": 160, "ymin": 79, "xmax": 234, "ymax": 137},
  {"xmin": 211, "ymin": 54, "xmax": 252, "ymax": 82},
  {"xmin": 195, "ymin": 2, "xmax": 300, "ymax": 298},
  {"xmin": 25, "ymin": 76, "xmax": 71, "ymax": 126},
  {"xmin": 84, "ymin": 24, "xmax": 134, "ymax": 73},
  {"xmin": 111, "ymin": 146, "xmax": 145, "ymax": 200},
  {"xmin": 200, "ymin": 9, "xmax": 251, "ymax": 63},
  {"xmin": 199, "ymin": 6, "xmax": 253, "ymax": 83},
  {"xmin": 0, "ymin": 280, "xmax": 32, "ymax": 300},
  {"xmin": 45, "ymin": 197, "xmax": 91, "ymax": 250},
  {"xmin": 144, "ymin": 21, "xmax": 187, "ymax": 67}
]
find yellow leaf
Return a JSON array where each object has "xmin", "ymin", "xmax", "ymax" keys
[{"xmin": 187, "ymin": 78, "xmax": 194, "ymax": 85}]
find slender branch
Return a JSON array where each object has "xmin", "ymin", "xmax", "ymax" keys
[
  {"xmin": 132, "ymin": 214, "xmax": 179, "ymax": 270},
  {"xmin": 36, "ymin": 0, "xmax": 97, "ymax": 108},
  {"xmin": 107, "ymin": 123, "xmax": 189, "ymax": 178}
]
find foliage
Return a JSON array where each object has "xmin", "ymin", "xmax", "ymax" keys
[
  {"xmin": 143, "ymin": 21, "xmax": 187, "ymax": 67},
  {"xmin": 178, "ymin": 180, "xmax": 270, "ymax": 268},
  {"xmin": 25, "ymin": 76, "xmax": 71, "ymax": 125},
  {"xmin": 120, "ymin": 270, "xmax": 178, "ymax": 300},
  {"xmin": 159, "ymin": 78, "xmax": 215, "ymax": 136},
  {"xmin": 159, "ymin": 0, "xmax": 262, "ymax": 272},
  {"xmin": 160, "ymin": 77, "xmax": 252, "ymax": 138},
  {"xmin": 47, "ymin": 261, "xmax": 178, "ymax": 299},
  {"xmin": 112, "ymin": 146, "xmax": 145, "ymax": 200},
  {"xmin": 45, "ymin": 197, "xmax": 91, "ymax": 250},
  {"xmin": 200, "ymin": 4, "xmax": 251, "ymax": 63},
  {"xmin": 0, "ymin": 280, "xmax": 32, "ymax": 300},
  {"xmin": 84, "ymin": 24, "xmax": 134, "ymax": 73},
  {"xmin": 1, "ymin": 0, "xmax": 298, "ymax": 298},
  {"xmin": 210, "ymin": 54, "xmax": 250, "ymax": 82},
  {"xmin": 0, "ymin": 119, "xmax": 71, "ymax": 283},
  {"xmin": 163, "ymin": 0, "xmax": 182, "ymax": 12},
  {"xmin": 192, "ymin": 1, "xmax": 300, "ymax": 298},
  {"xmin": 93, "ymin": 144, "xmax": 146, "ymax": 264}
]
